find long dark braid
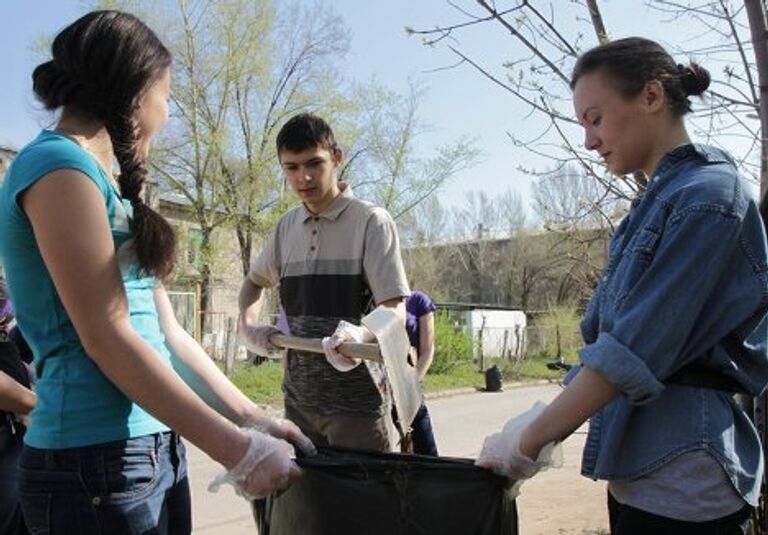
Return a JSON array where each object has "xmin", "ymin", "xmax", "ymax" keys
[
  {"xmin": 32, "ymin": 10, "xmax": 177, "ymax": 279},
  {"xmin": 107, "ymin": 110, "xmax": 177, "ymax": 279}
]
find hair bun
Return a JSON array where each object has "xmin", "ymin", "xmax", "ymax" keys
[
  {"xmin": 32, "ymin": 60, "xmax": 84, "ymax": 110},
  {"xmin": 677, "ymin": 62, "xmax": 710, "ymax": 96}
]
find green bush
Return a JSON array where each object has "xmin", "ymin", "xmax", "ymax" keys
[{"xmin": 430, "ymin": 311, "xmax": 473, "ymax": 374}]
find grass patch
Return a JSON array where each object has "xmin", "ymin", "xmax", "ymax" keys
[
  {"xmin": 226, "ymin": 354, "xmax": 571, "ymax": 405},
  {"xmin": 423, "ymin": 361, "xmax": 484, "ymax": 392},
  {"xmin": 227, "ymin": 360, "xmax": 285, "ymax": 405},
  {"xmin": 424, "ymin": 355, "xmax": 569, "ymax": 392},
  {"xmin": 498, "ymin": 356, "xmax": 569, "ymax": 382}
]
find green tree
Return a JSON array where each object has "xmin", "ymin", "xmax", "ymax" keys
[
  {"xmin": 96, "ymin": 0, "xmax": 351, "ymax": 333},
  {"xmin": 344, "ymin": 78, "xmax": 480, "ymax": 221}
]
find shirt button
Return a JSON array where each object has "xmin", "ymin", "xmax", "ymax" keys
[
  {"xmin": 313, "ymin": 217, "xmax": 319, "ymax": 222},
  {"xmin": 310, "ymin": 246, "xmax": 316, "ymax": 251},
  {"xmin": 92, "ymin": 496, "xmax": 101, "ymax": 506},
  {"xmin": 312, "ymin": 229, "xmax": 318, "ymax": 235},
  {"xmin": 652, "ymin": 175, "xmax": 660, "ymax": 183}
]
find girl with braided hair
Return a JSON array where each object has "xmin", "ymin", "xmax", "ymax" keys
[{"xmin": 0, "ymin": 11, "xmax": 313, "ymax": 534}]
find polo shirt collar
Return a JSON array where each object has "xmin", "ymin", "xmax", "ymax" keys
[{"xmin": 301, "ymin": 182, "xmax": 354, "ymax": 222}]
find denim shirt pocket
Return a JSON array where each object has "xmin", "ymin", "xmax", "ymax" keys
[{"xmin": 606, "ymin": 224, "xmax": 662, "ymax": 306}]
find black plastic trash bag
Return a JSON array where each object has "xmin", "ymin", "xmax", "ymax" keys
[
  {"xmin": 254, "ymin": 446, "xmax": 518, "ymax": 535},
  {"xmin": 485, "ymin": 365, "xmax": 503, "ymax": 392}
]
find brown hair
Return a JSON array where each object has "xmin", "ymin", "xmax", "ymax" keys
[
  {"xmin": 571, "ymin": 37, "xmax": 710, "ymax": 117},
  {"xmin": 276, "ymin": 113, "xmax": 339, "ymax": 158},
  {"xmin": 33, "ymin": 10, "xmax": 176, "ymax": 279}
]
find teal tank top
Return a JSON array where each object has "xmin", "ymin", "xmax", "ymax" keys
[{"xmin": 0, "ymin": 130, "xmax": 170, "ymax": 448}]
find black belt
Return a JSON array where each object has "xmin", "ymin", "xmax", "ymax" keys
[{"xmin": 666, "ymin": 364, "xmax": 746, "ymax": 394}]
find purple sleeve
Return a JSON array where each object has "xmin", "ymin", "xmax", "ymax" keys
[
  {"xmin": 408, "ymin": 291, "xmax": 436, "ymax": 319},
  {"xmin": 275, "ymin": 306, "xmax": 290, "ymax": 335}
]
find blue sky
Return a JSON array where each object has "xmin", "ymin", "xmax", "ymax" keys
[{"xmin": 0, "ymin": 1, "xmax": 756, "ymax": 215}]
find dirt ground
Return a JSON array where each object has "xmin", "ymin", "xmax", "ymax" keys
[{"xmin": 515, "ymin": 428, "xmax": 609, "ymax": 534}]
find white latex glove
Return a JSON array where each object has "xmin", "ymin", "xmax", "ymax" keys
[
  {"xmin": 240, "ymin": 324, "xmax": 282, "ymax": 357},
  {"xmin": 208, "ymin": 428, "xmax": 300, "ymax": 500},
  {"xmin": 475, "ymin": 401, "xmax": 563, "ymax": 497},
  {"xmin": 322, "ymin": 320, "xmax": 364, "ymax": 372},
  {"xmin": 244, "ymin": 413, "xmax": 317, "ymax": 457}
]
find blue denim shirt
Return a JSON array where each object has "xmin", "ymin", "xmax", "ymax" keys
[{"xmin": 571, "ymin": 144, "xmax": 768, "ymax": 505}]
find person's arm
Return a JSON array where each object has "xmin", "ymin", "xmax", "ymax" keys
[
  {"xmin": 519, "ymin": 366, "xmax": 618, "ymax": 459},
  {"xmin": 416, "ymin": 312, "xmax": 434, "ymax": 380},
  {"xmin": 357, "ymin": 207, "xmax": 410, "ymax": 342},
  {"xmin": 0, "ymin": 371, "xmax": 35, "ymax": 414},
  {"xmin": 237, "ymin": 277, "xmax": 285, "ymax": 356},
  {"xmin": 238, "ymin": 277, "xmax": 266, "ymax": 333},
  {"xmin": 157, "ymin": 284, "xmax": 268, "ymax": 426},
  {"xmin": 239, "ymin": 223, "xmax": 280, "ymax": 331},
  {"xmin": 157, "ymin": 285, "xmax": 314, "ymax": 453},
  {"xmin": 22, "ymin": 170, "xmax": 248, "ymax": 470}
]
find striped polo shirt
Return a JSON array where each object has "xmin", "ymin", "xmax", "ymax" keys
[{"xmin": 249, "ymin": 183, "xmax": 410, "ymax": 415}]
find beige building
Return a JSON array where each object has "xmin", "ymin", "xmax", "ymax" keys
[{"xmin": 156, "ymin": 189, "xmax": 250, "ymax": 340}]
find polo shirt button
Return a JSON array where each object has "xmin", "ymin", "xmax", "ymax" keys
[
  {"xmin": 310, "ymin": 246, "xmax": 316, "ymax": 251},
  {"xmin": 92, "ymin": 496, "xmax": 101, "ymax": 506},
  {"xmin": 312, "ymin": 229, "xmax": 318, "ymax": 235},
  {"xmin": 313, "ymin": 217, "xmax": 319, "ymax": 222}
]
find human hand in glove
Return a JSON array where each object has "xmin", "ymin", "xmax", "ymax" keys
[
  {"xmin": 209, "ymin": 428, "xmax": 301, "ymax": 500},
  {"xmin": 243, "ymin": 412, "xmax": 317, "ymax": 457},
  {"xmin": 239, "ymin": 322, "xmax": 282, "ymax": 357},
  {"xmin": 475, "ymin": 401, "xmax": 563, "ymax": 497},
  {"xmin": 322, "ymin": 320, "xmax": 365, "ymax": 372}
]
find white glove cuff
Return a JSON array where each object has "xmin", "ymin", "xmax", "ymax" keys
[{"xmin": 208, "ymin": 428, "xmax": 290, "ymax": 498}]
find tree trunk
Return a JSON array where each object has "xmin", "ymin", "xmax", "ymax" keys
[
  {"xmin": 199, "ymin": 267, "xmax": 213, "ymax": 338},
  {"xmin": 199, "ymin": 227, "xmax": 214, "ymax": 337},
  {"xmin": 746, "ymin": 0, "xmax": 768, "ymax": 197},
  {"xmin": 585, "ymin": 0, "xmax": 609, "ymax": 44},
  {"xmin": 236, "ymin": 223, "xmax": 253, "ymax": 277},
  {"xmin": 745, "ymin": 3, "xmax": 768, "ymax": 532}
]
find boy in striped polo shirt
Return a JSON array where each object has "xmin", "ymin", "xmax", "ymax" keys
[{"xmin": 238, "ymin": 113, "xmax": 410, "ymax": 451}]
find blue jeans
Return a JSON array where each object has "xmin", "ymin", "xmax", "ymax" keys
[
  {"xmin": 19, "ymin": 432, "xmax": 191, "ymax": 535},
  {"xmin": 0, "ymin": 419, "xmax": 29, "ymax": 534},
  {"xmin": 411, "ymin": 403, "xmax": 438, "ymax": 456}
]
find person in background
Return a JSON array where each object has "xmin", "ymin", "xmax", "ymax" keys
[
  {"xmin": 405, "ymin": 288, "xmax": 438, "ymax": 456},
  {"xmin": 0, "ymin": 274, "xmax": 34, "ymax": 534}
]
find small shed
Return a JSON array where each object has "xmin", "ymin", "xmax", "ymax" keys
[{"xmin": 466, "ymin": 309, "xmax": 527, "ymax": 359}]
